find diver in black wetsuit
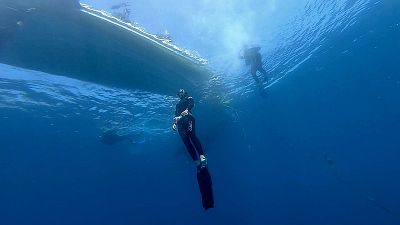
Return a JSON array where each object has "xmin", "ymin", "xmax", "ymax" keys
[
  {"xmin": 173, "ymin": 89, "xmax": 214, "ymax": 210},
  {"xmin": 172, "ymin": 89, "xmax": 207, "ymax": 168},
  {"xmin": 241, "ymin": 46, "xmax": 269, "ymax": 84}
]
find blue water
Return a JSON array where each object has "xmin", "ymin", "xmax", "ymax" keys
[{"xmin": 1, "ymin": 0, "xmax": 400, "ymax": 225}]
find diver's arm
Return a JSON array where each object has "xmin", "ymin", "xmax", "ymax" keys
[
  {"xmin": 172, "ymin": 116, "xmax": 181, "ymax": 131},
  {"xmin": 173, "ymin": 104, "xmax": 182, "ymax": 130},
  {"xmin": 173, "ymin": 104, "xmax": 179, "ymax": 130},
  {"xmin": 175, "ymin": 106, "xmax": 180, "ymax": 117}
]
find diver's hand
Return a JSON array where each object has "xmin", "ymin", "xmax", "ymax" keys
[
  {"xmin": 172, "ymin": 116, "xmax": 181, "ymax": 131},
  {"xmin": 181, "ymin": 109, "xmax": 189, "ymax": 117},
  {"xmin": 174, "ymin": 116, "xmax": 181, "ymax": 123}
]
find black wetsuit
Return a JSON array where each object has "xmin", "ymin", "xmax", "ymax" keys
[
  {"xmin": 175, "ymin": 96, "xmax": 204, "ymax": 161},
  {"xmin": 243, "ymin": 47, "xmax": 268, "ymax": 83}
]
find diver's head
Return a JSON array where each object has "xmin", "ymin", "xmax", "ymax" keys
[{"xmin": 177, "ymin": 89, "xmax": 188, "ymax": 99}]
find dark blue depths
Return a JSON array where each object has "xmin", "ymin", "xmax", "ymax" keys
[{"xmin": 0, "ymin": 1, "xmax": 400, "ymax": 225}]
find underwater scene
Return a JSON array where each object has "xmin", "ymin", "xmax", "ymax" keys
[{"xmin": 0, "ymin": 0, "xmax": 399, "ymax": 224}]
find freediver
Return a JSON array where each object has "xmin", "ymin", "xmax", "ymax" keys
[
  {"xmin": 172, "ymin": 89, "xmax": 214, "ymax": 210},
  {"xmin": 172, "ymin": 89, "xmax": 207, "ymax": 169},
  {"xmin": 240, "ymin": 45, "xmax": 269, "ymax": 84}
]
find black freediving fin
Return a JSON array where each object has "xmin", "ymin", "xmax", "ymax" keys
[{"xmin": 196, "ymin": 166, "xmax": 214, "ymax": 210}]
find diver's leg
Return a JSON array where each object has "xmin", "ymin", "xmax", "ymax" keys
[
  {"xmin": 187, "ymin": 116, "xmax": 207, "ymax": 168},
  {"xmin": 258, "ymin": 67, "xmax": 268, "ymax": 81},
  {"xmin": 251, "ymin": 66, "xmax": 260, "ymax": 83},
  {"xmin": 178, "ymin": 124, "xmax": 199, "ymax": 161},
  {"xmin": 187, "ymin": 116, "xmax": 204, "ymax": 156}
]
